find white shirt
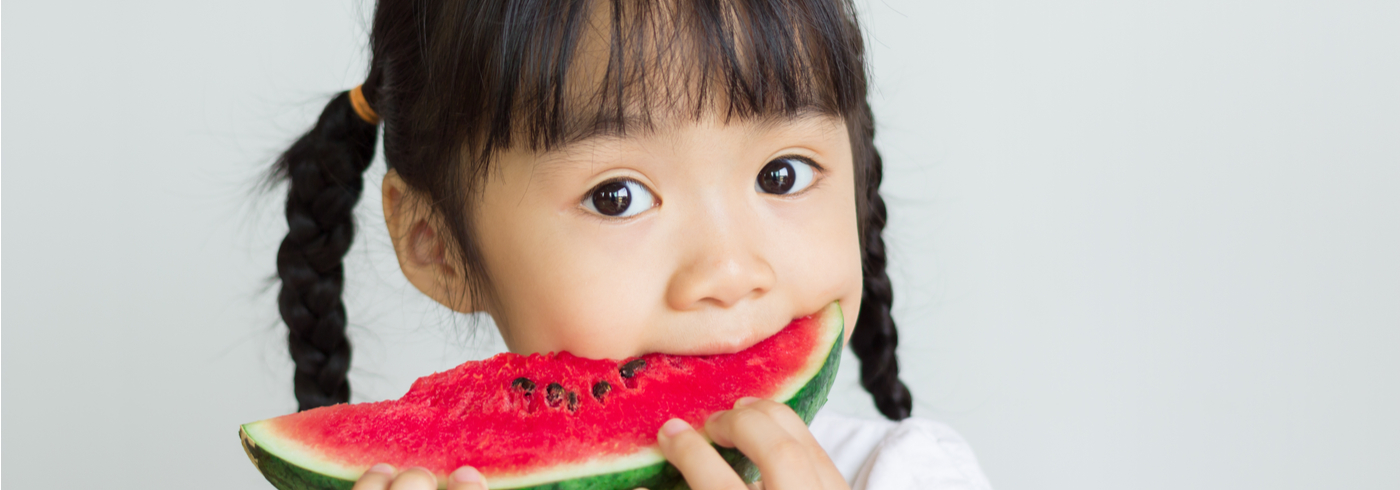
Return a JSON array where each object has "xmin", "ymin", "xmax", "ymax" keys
[{"xmin": 809, "ymin": 411, "xmax": 994, "ymax": 490}]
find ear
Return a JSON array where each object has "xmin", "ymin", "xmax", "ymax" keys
[{"xmin": 382, "ymin": 169, "xmax": 476, "ymax": 313}]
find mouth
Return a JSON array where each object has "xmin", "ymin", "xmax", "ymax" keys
[{"xmin": 656, "ymin": 304, "xmax": 831, "ymax": 357}]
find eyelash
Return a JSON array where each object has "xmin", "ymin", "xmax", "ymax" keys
[{"xmin": 783, "ymin": 155, "xmax": 825, "ymax": 172}]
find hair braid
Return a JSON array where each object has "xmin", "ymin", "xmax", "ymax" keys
[
  {"xmin": 272, "ymin": 91, "xmax": 379, "ymax": 411},
  {"xmin": 851, "ymin": 102, "xmax": 914, "ymax": 421}
]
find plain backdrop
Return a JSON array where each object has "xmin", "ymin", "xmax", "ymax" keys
[{"xmin": 3, "ymin": 0, "xmax": 1398, "ymax": 488}]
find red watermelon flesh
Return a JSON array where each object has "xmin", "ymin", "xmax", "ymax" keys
[{"xmin": 241, "ymin": 302, "xmax": 844, "ymax": 489}]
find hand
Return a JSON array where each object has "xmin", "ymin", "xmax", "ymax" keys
[
  {"xmin": 351, "ymin": 464, "xmax": 487, "ymax": 490},
  {"xmin": 655, "ymin": 398, "xmax": 850, "ymax": 490}
]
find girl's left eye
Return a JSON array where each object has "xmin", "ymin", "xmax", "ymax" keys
[
  {"xmin": 581, "ymin": 179, "xmax": 657, "ymax": 218},
  {"xmin": 755, "ymin": 156, "xmax": 818, "ymax": 195}
]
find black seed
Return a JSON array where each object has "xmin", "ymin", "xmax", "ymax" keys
[
  {"xmin": 592, "ymin": 381, "xmax": 612, "ymax": 401},
  {"xmin": 545, "ymin": 382, "xmax": 564, "ymax": 407},
  {"xmin": 567, "ymin": 391, "xmax": 580, "ymax": 412},
  {"xmin": 619, "ymin": 359, "xmax": 647, "ymax": 378},
  {"xmin": 511, "ymin": 377, "xmax": 536, "ymax": 395}
]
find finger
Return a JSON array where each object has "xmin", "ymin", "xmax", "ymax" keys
[
  {"xmin": 705, "ymin": 405, "xmax": 821, "ymax": 490},
  {"xmin": 387, "ymin": 467, "xmax": 438, "ymax": 490},
  {"xmin": 352, "ymin": 464, "xmax": 397, "ymax": 490},
  {"xmin": 700, "ymin": 397, "xmax": 800, "ymax": 448},
  {"xmin": 656, "ymin": 418, "xmax": 748, "ymax": 490},
  {"xmin": 736, "ymin": 399, "xmax": 820, "ymax": 447},
  {"xmin": 446, "ymin": 466, "xmax": 487, "ymax": 490},
  {"xmin": 730, "ymin": 398, "xmax": 845, "ymax": 486}
]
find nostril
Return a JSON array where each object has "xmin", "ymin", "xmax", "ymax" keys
[
  {"xmin": 664, "ymin": 221, "xmax": 777, "ymax": 311},
  {"xmin": 666, "ymin": 260, "xmax": 774, "ymax": 310}
]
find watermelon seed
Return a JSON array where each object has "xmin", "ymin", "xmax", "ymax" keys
[
  {"xmin": 619, "ymin": 359, "xmax": 647, "ymax": 378},
  {"xmin": 591, "ymin": 381, "xmax": 612, "ymax": 402},
  {"xmin": 511, "ymin": 377, "xmax": 536, "ymax": 396},
  {"xmin": 546, "ymin": 383, "xmax": 564, "ymax": 408},
  {"xmin": 567, "ymin": 391, "xmax": 580, "ymax": 412}
]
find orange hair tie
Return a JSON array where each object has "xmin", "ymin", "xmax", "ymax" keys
[{"xmin": 349, "ymin": 85, "xmax": 380, "ymax": 125}]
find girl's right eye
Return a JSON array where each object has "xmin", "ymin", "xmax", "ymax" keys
[{"xmin": 581, "ymin": 179, "xmax": 657, "ymax": 218}]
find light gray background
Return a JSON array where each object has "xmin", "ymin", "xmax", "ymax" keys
[{"xmin": 3, "ymin": 0, "xmax": 1398, "ymax": 488}]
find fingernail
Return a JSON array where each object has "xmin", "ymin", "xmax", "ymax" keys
[
  {"xmin": 736, "ymin": 397, "xmax": 760, "ymax": 407},
  {"xmin": 367, "ymin": 463, "xmax": 395, "ymax": 475},
  {"xmin": 660, "ymin": 418, "xmax": 691, "ymax": 437},
  {"xmin": 451, "ymin": 466, "xmax": 482, "ymax": 483},
  {"xmin": 705, "ymin": 410, "xmax": 724, "ymax": 425}
]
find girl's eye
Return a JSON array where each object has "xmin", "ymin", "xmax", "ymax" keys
[
  {"xmin": 582, "ymin": 179, "xmax": 657, "ymax": 218},
  {"xmin": 755, "ymin": 156, "xmax": 817, "ymax": 195}
]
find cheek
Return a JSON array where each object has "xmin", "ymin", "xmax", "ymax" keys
[
  {"xmin": 477, "ymin": 209, "xmax": 663, "ymax": 358},
  {"xmin": 471, "ymin": 156, "xmax": 660, "ymax": 357},
  {"xmin": 768, "ymin": 183, "xmax": 865, "ymax": 330}
]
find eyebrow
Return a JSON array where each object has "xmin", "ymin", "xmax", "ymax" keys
[{"xmin": 553, "ymin": 104, "xmax": 838, "ymax": 149}]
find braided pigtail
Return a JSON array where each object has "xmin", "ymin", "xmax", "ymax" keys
[
  {"xmin": 850, "ymin": 102, "xmax": 915, "ymax": 421},
  {"xmin": 271, "ymin": 90, "xmax": 379, "ymax": 411}
]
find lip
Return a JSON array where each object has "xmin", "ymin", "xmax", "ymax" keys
[
  {"xmin": 688, "ymin": 329, "xmax": 773, "ymax": 356},
  {"xmin": 654, "ymin": 305, "xmax": 828, "ymax": 357}
]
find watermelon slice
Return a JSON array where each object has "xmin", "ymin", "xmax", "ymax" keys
[{"xmin": 241, "ymin": 302, "xmax": 843, "ymax": 490}]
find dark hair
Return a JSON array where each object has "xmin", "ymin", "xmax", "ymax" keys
[{"xmin": 270, "ymin": 0, "xmax": 912, "ymax": 420}]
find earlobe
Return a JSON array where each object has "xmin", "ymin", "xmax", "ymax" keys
[{"xmin": 382, "ymin": 170, "xmax": 476, "ymax": 313}]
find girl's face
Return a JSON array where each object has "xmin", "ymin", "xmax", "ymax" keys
[{"xmin": 388, "ymin": 112, "xmax": 863, "ymax": 359}]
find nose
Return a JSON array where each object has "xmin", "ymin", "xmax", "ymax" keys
[{"xmin": 665, "ymin": 207, "xmax": 777, "ymax": 310}]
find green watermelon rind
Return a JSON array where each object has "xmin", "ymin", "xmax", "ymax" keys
[{"xmin": 241, "ymin": 303, "xmax": 844, "ymax": 490}]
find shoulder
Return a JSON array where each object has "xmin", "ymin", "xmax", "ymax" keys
[{"xmin": 810, "ymin": 411, "xmax": 994, "ymax": 490}]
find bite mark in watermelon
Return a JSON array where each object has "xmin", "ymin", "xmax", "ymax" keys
[{"xmin": 241, "ymin": 302, "xmax": 844, "ymax": 489}]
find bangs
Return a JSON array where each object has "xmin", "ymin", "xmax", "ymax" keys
[{"xmin": 412, "ymin": 0, "xmax": 867, "ymax": 164}]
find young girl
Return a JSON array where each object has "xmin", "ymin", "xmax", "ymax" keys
[{"xmin": 270, "ymin": 0, "xmax": 991, "ymax": 488}]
